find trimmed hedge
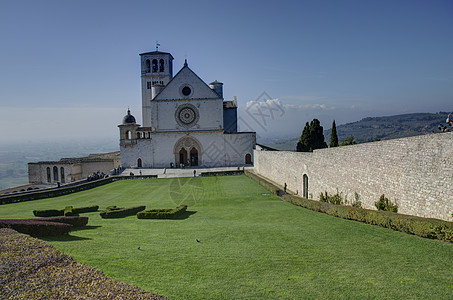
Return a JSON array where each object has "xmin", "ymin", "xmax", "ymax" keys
[
  {"xmin": 33, "ymin": 216, "xmax": 89, "ymax": 227},
  {"xmin": 100, "ymin": 205, "xmax": 146, "ymax": 219},
  {"xmin": 283, "ymin": 194, "xmax": 453, "ymax": 242},
  {"xmin": 244, "ymin": 170, "xmax": 284, "ymax": 196},
  {"xmin": 0, "ymin": 219, "xmax": 72, "ymax": 236},
  {"xmin": 200, "ymin": 170, "xmax": 244, "ymax": 177},
  {"xmin": 33, "ymin": 205, "xmax": 99, "ymax": 217},
  {"xmin": 137, "ymin": 205, "xmax": 188, "ymax": 219},
  {"xmin": 0, "ymin": 177, "xmax": 114, "ymax": 205},
  {"xmin": 33, "ymin": 209, "xmax": 65, "ymax": 217}
]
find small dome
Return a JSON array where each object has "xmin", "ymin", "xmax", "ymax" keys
[{"xmin": 122, "ymin": 109, "xmax": 136, "ymax": 124}]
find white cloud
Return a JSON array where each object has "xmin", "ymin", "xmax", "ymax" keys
[
  {"xmin": 245, "ymin": 98, "xmax": 283, "ymax": 110},
  {"xmin": 283, "ymin": 103, "xmax": 335, "ymax": 110}
]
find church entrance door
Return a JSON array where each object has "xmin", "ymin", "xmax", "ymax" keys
[
  {"xmin": 190, "ymin": 147, "xmax": 198, "ymax": 166},
  {"xmin": 179, "ymin": 148, "xmax": 188, "ymax": 166}
]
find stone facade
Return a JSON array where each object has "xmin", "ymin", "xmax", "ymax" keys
[
  {"xmin": 28, "ymin": 152, "xmax": 121, "ymax": 184},
  {"xmin": 119, "ymin": 50, "xmax": 256, "ymax": 168},
  {"xmin": 254, "ymin": 132, "xmax": 453, "ymax": 221}
]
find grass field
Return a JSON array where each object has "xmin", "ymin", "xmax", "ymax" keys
[{"xmin": 1, "ymin": 175, "xmax": 452, "ymax": 299}]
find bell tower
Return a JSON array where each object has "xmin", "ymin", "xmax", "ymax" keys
[{"xmin": 139, "ymin": 48, "xmax": 174, "ymax": 127}]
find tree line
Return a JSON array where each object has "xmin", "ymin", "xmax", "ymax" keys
[{"xmin": 296, "ymin": 119, "xmax": 358, "ymax": 152}]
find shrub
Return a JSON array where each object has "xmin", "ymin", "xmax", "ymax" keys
[
  {"xmin": 33, "ymin": 216, "xmax": 89, "ymax": 227},
  {"xmin": 33, "ymin": 205, "xmax": 99, "ymax": 217},
  {"xmin": 200, "ymin": 170, "xmax": 244, "ymax": 177},
  {"xmin": 0, "ymin": 219, "xmax": 72, "ymax": 236},
  {"xmin": 0, "ymin": 177, "xmax": 114, "ymax": 205},
  {"xmin": 33, "ymin": 209, "xmax": 65, "ymax": 217},
  {"xmin": 100, "ymin": 205, "xmax": 146, "ymax": 219},
  {"xmin": 352, "ymin": 192, "xmax": 362, "ymax": 208},
  {"xmin": 72, "ymin": 205, "xmax": 99, "ymax": 214},
  {"xmin": 64, "ymin": 206, "xmax": 79, "ymax": 216},
  {"xmin": 283, "ymin": 194, "xmax": 452, "ymax": 242},
  {"xmin": 375, "ymin": 194, "xmax": 398, "ymax": 212},
  {"xmin": 0, "ymin": 228, "xmax": 166, "ymax": 299},
  {"xmin": 319, "ymin": 191, "xmax": 343, "ymax": 205},
  {"xmin": 137, "ymin": 205, "xmax": 188, "ymax": 219}
]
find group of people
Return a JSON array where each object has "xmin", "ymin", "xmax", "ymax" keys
[{"xmin": 87, "ymin": 171, "xmax": 108, "ymax": 182}]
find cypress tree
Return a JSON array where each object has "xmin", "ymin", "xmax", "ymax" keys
[
  {"xmin": 296, "ymin": 122, "xmax": 310, "ymax": 152},
  {"xmin": 297, "ymin": 119, "xmax": 327, "ymax": 152},
  {"xmin": 330, "ymin": 120, "xmax": 339, "ymax": 147},
  {"xmin": 308, "ymin": 119, "xmax": 327, "ymax": 150}
]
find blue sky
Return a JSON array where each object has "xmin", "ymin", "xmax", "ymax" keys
[{"xmin": 0, "ymin": 0, "xmax": 452, "ymax": 142}]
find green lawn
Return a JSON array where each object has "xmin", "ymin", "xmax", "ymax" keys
[{"xmin": 1, "ymin": 175, "xmax": 452, "ymax": 299}]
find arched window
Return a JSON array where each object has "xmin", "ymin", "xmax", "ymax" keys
[
  {"xmin": 46, "ymin": 167, "xmax": 51, "ymax": 183},
  {"xmin": 137, "ymin": 158, "xmax": 142, "ymax": 168},
  {"xmin": 152, "ymin": 59, "xmax": 158, "ymax": 72},
  {"xmin": 245, "ymin": 153, "xmax": 252, "ymax": 164},
  {"xmin": 136, "ymin": 132, "xmax": 141, "ymax": 139},
  {"xmin": 125, "ymin": 130, "xmax": 131, "ymax": 140},
  {"xmin": 145, "ymin": 59, "xmax": 150, "ymax": 73},
  {"xmin": 303, "ymin": 174, "xmax": 308, "ymax": 198},
  {"xmin": 53, "ymin": 166, "xmax": 58, "ymax": 182},
  {"xmin": 159, "ymin": 59, "xmax": 164, "ymax": 72},
  {"xmin": 60, "ymin": 167, "xmax": 65, "ymax": 183}
]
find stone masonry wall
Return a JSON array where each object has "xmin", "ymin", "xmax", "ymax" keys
[{"xmin": 254, "ymin": 132, "xmax": 453, "ymax": 221}]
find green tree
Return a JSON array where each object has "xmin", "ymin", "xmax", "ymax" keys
[
  {"xmin": 296, "ymin": 119, "xmax": 327, "ymax": 152},
  {"xmin": 296, "ymin": 122, "xmax": 310, "ymax": 152},
  {"xmin": 340, "ymin": 135, "xmax": 357, "ymax": 146},
  {"xmin": 330, "ymin": 120, "xmax": 339, "ymax": 147}
]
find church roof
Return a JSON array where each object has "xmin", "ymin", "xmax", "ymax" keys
[
  {"xmin": 209, "ymin": 80, "xmax": 223, "ymax": 85},
  {"xmin": 139, "ymin": 51, "xmax": 174, "ymax": 59},
  {"xmin": 153, "ymin": 64, "xmax": 221, "ymax": 101}
]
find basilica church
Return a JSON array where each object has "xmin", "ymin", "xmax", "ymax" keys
[{"xmin": 119, "ymin": 50, "xmax": 256, "ymax": 168}]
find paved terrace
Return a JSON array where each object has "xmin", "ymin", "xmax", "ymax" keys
[{"xmin": 120, "ymin": 166, "xmax": 253, "ymax": 178}]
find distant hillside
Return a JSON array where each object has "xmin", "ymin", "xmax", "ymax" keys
[
  {"xmin": 325, "ymin": 112, "xmax": 449, "ymax": 143},
  {"xmin": 264, "ymin": 112, "xmax": 450, "ymax": 151}
]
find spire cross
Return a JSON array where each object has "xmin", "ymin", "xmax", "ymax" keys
[{"xmin": 156, "ymin": 41, "xmax": 160, "ymax": 51}]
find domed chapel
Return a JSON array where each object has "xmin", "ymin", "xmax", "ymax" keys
[{"xmin": 118, "ymin": 49, "xmax": 256, "ymax": 168}]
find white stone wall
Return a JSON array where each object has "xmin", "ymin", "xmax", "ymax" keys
[
  {"xmin": 120, "ymin": 131, "xmax": 256, "ymax": 168},
  {"xmin": 28, "ymin": 163, "xmax": 71, "ymax": 184},
  {"xmin": 28, "ymin": 159, "xmax": 120, "ymax": 184},
  {"xmin": 254, "ymin": 132, "xmax": 453, "ymax": 221},
  {"xmin": 152, "ymin": 99, "xmax": 223, "ymax": 131},
  {"xmin": 154, "ymin": 67, "xmax": 220, "ymax": 101},
  {"xmin": 224, "ymin": 133, "xmax": 256, "ymax": 166}
]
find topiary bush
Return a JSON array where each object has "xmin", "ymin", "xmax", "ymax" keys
[
  {"xmin": 283, "ymin": 194, "xmax": 453, "ymax": 242},
  {"xmin": 72, "ymin": 205, "xmax": 99, "ymax": 214},
  {"xmin": 33, "ymin": 209, "xmax": 65, "ymax": 217},
  {"xmin": 33, "ymin": 205, "xmax": 99, "ymax": 217},
  {"xmin": 100, "ymin": 205, "xmax": 146, "ymax": 219},
  {"xmin": 0, "ymin": 219, "xmax": 72, "ymax": 236},
  {"xmin": 64, "ymin": 206, "xmax": 79, "ymax": 216},
  {"xmin": 33, "ymin": 216, "xmax": 89, "ymax": 227},
  {"xmin": 137, "ymin": 205, "xmax": 188, "ymax": 219}
]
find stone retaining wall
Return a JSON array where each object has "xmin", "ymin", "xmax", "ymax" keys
[{"xmin": 254, "ymin": 132, "xmax": 453, "ymax": 221}]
